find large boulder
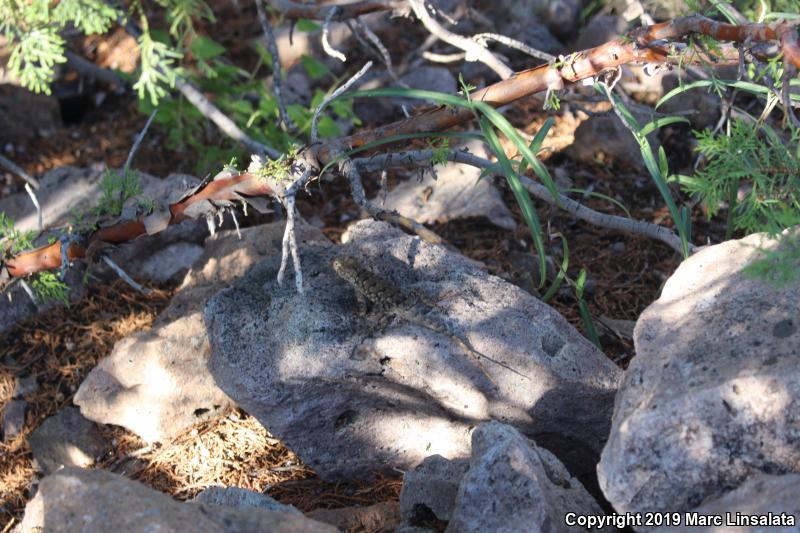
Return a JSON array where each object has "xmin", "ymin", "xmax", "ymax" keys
[
  {"xmin": 75, "ymin": 222, "xmax": 328, "ymax": 442},
  {"xmin": 599, "ymin": 229, "xmax": 800, "ymax": 514},
  {"xmin": 205, "ymin": 219, "xmax": 621, "ymax": 481},
  {"xmin": 13, "ymin": 468, "xmax": 336, "ymax": 533},
  {"xmin": 652, "ymin": 473, "xmax": 800, "ymax": 533}
]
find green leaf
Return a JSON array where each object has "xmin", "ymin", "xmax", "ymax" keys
[
  {"xmin": 191, "ymin": 35, "xmax": 226, "ymax": 60},
  {"xmin": 655, "ymin": 80, "xmax": 713, "ymax": 109},
  {"xmin": 640, "ymin": 116, "xmax": 690, "ymax": 137},
  {"xmin": 658, "ymin": 146, "xmax": 669, "ymax": 177},
  {"xmin": 295, "ymin": 19, "xmax": 320, "ymax": 32},
  {"xmin": 316, "ymin": 115, "xmax": 341, "ymax": 138},
  {"xmin": 578, "ymin": 299, "xmax": 602, "ymax": 350},
  {"xmin": 518, "ymin": 117, "xmax": 553, "ymax": 175},
  {"xmin": 541, "ymin": 233, "xmax": 569, "ymax": 302},
  {"xmin": 301, "ymin": 54, "xmax": 330, "ymax": 80}
]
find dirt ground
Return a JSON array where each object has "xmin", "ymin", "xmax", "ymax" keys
[{"xmin": 0, "ymin": 5, "xmax": 733, "ymax": 531}]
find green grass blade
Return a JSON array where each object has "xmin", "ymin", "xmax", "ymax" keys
[
  {"xmin": 480, "ymin": 117, "xmax": 548, "ymax": 288},
  {"xmin": 518, "ymin": 117, "xmax": 554, "ymax": 175},
  {"xmin": 541, "ymin": 233, "xmax": 569, "ymax": 302},
  {"xmin": 639, "ymin": 116, "xmax": 690, "ymax": 137},
  {"xmin": 655, "ymin": 80, "xmax": 712, "ymax": 109}
]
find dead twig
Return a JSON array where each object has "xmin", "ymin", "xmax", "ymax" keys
[
  {"xmin": 353, "ymin": 149, "xmax": 695, "ymax": 254},
  {"xmin": 407, "ymin": 0, "xmax": 513, "ymax": 80},
  {"xmin": 256, "ymin": 0, "xmax": 298, "ymax": 132}
]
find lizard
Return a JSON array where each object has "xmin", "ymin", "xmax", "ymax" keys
[{"xmin": 332, "ymin": 255, "xmax": 531, "ymax": 386}]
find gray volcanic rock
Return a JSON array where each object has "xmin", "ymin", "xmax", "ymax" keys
[
  {"xmin": 28, "ymin": 407, "xmax": 109, "ymax": 474},
  {"xmin": 308, "ymin": 502, "xmax": 402, "ymax": 532},
  {"xmin": 14, "ymin": 468, "xmax": 337, "ymax": 533},
  {"xmin": 191, "ymin": 486, "xmax": 301, "ymax": 514},
  {"xmin": 652, "ymin": 473, "xmax": 800, "ymax": 533},
  {"xmin": 446, "ymin": 421, "xmax": 611, "ymax": 533},
  {"xmin": 400, "ymin": 455, "xmax": 469, "ymax": 523},
  {"xmin": 205, "ymin": 219, "xmax": 620, "ymax": 481},
  {"xmin": 599, "ymin": 229, "xmax": 800, "ymax": 515}
]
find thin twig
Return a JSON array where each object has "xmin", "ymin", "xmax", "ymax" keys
[
  {"xmin": 256, "ymin": 0, "xmax": 298, "ymax": 131},
  {"xmin": 276, "ymin": 195, "xmax": 304, "ymax": 291},
  {"xmin": 19, "ymin": 279, "xmax": 37, "ymax": 306},
  {"xmin": 350, "ymin": 18, "xmax": 405, "ymax": 86},
  {"xmin": 0, "ymin": 153, "xmax": 39, "ymax": 189},
  {"xmin": 472, "ymin": 32, "xmax": 555, "ymax": 62},
  {"xmin": 268, "ymin": 0, "xmax": 402, "ymax": 20},
  {"xmin": 24, "ymin": 183, "xmax": 43, "ymax": 233},
  {"xmin": 101, "ymin": 255, "xmax": 151, "ymax": 294},
  {"xmin": 322, "ymin": 7, "xmax": 347, "ymax": 62},
  {"xmin": 781, "ymin": 64, "xmax": 800, "ymax": 127},
  {"xmin": 311, "ymin": 61, "xmax": 373, "ymax": 143},
  {"xmin": 352, "ymin": 149, "xmax": 694, "ymax": 254},
  {"xmin": 124, "ymin": 108, "xmax": 157, "ymax": 174},
  {"xmin": 421, "ymin": 50, "xmax": 466, "ymax": 63},
  {"xmin": 64, "ymin": 50, "xmax": 126, "ymax": 91},
  {"xmin": 175, "ymin": 78, "xmax": 281, "ymax": 158},
  {"xmin": 229, "ymin": 207, "xmax": 242, "ymax": 239},
  {"xmin": 339, "ymin": 158, "xmax": 443, "ymax": 244}
]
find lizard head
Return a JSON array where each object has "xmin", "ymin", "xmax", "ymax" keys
[{"xmin": 332, "ymin": 255, "xmax": 361, "ymax": 282}]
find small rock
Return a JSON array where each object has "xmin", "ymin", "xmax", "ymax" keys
[
  {"xmin": 380, "ymin": 140, "xmax": 517, "ymax": 231},
  {"xmin": 2, "ymin": 400, "xmax": 26, "ymax": 442},
  {"xmin": 446, "ymin": 421, "xmax": 611, "ymax": 532},
  {"xmin": 28, "ymin": 407, "xmax": 109, "ymax": 474},
  {"xmin": 652, "ymin": 473, "xmax": 800, "ymax": 533},
  {"xmin": 568, "ymin": 105, "xmax": 660, "ymax": 170},
  {"xmin": 599, "ymin": 228, "xmax": 800, "ymax": 514},
  {"xmin": 610, "ymin": 0, "xmax": 689, "ymax": 20},
  {"xmin": 400, "ymin": 455, "xmax": 469, "ymax": 523},
  {"xmin": 135, "ymin": 241, "xmax": 205, "ymax": 284},
  {"xmin": 308, "ymin": 501, "xmax": 401, "ymax": 532},
  {"xmin": 486, "ymin": 1, "xmax": 566, "ymax": 60},
  {"xmin": 659, "ymin": 73, "xmax": 720, "ymax": 130},
  {"xmin": 540, "ymin": 0, "xmax": 580, "ymax": 41},
  {"xmin": 192, "ymin": 486, "xmax": 300, "ymax": 514},
  {"xmin": 282, "ymin": 66, "xmax": 312, "ymax": 106},
  {"xmin": 12, "ymin": 376, "xmax": 38, "ymax": 398},
  {"xmin": 14, "ymin": 468, "xmax": 337, "ymax": 533}
]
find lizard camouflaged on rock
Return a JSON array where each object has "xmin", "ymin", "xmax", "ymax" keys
[{"xmin": 332, "ymin": 255, "xmax": 530, "ymax": 386}]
